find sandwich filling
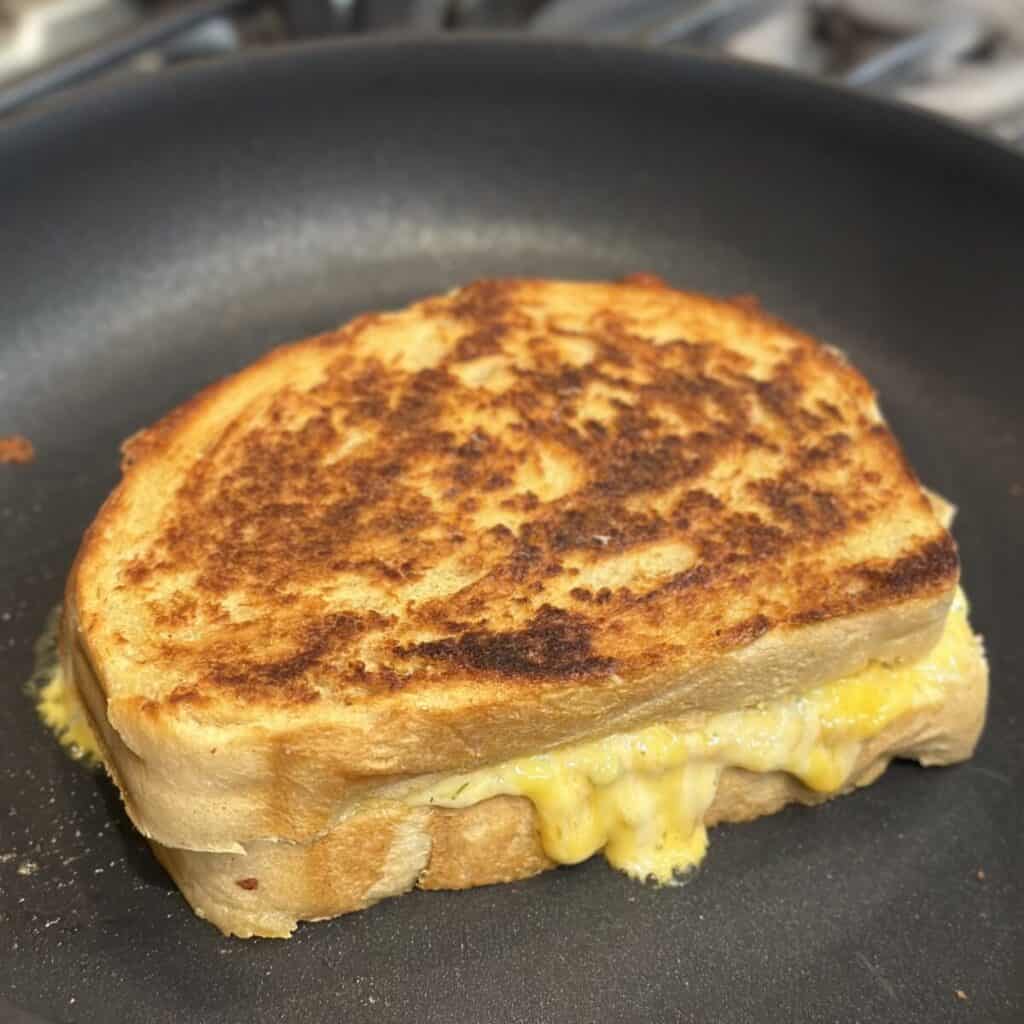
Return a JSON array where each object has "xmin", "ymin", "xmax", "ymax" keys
[
  {"xmin": 411, "ymin": 589, "xmax": 977, "ymax": 882},
  {"xmin": 41, "ymin": 592, "xmax": 978, "ymax": 885}
]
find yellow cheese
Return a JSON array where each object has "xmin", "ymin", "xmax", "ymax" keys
[
  {"xmin": 36, "ymin": 662, "xmax": 102, "ymax": 765},
  {"xmin": 414, "ymin": 590, "xmax": 977, "ymax": 883},
  {"xmin": 29, "ymin": 604, "xmax": 103, "ymax": 766},
  {"xmin": 36, "ymin": 592, "xmax": 978, "ymax": 884}
]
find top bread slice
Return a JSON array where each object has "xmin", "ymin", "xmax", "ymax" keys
[{"xmin": 65, "ymin": 276, "xmax": 960, "ymax": 854}]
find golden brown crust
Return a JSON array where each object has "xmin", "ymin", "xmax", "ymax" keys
[{"xmin": 76, "ymin": 277, "xmax": 955, "ymax": 700}]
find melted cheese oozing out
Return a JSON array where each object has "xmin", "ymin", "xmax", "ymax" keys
[
  {"xmin": 37, "ymin": 593, "xmax": 977, "ymax": 884},
  {"xmin": 30, "ymin": 604, "xmax": 103, "ymax": 766},
  {"xmin": 414, "ymin": 591, "xmax": 977, "ymax": 883},
  {"xmin": 37, "ymin": 663, "xmax": 102, "ymax": 765}
]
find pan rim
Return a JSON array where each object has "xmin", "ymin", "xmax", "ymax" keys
[{"xmin": 3, "ymin": 33, "xmax": 1024, "ymax": 175}]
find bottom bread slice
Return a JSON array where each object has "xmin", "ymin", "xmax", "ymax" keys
[{"xmin": 152, "ymin": 643, "xmax": 986, "ymax": 939}]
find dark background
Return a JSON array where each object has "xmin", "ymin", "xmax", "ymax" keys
[{"xmin": 1, "ymin": 39, "xmax": 1021, "ymax": 1023}]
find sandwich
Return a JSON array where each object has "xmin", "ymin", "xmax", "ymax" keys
[{"xmin": 61, "ymin": 276, "xmax": 988, "ymax": 937}]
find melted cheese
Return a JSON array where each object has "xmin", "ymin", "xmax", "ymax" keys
[
  {"xmin": 36, "ymin": 663, "xmax": 102, "ymax": 765},
  {"xmin": 36, "ymin": 593, "xmax": 978, "ymax": 883},
  {"xmin": 414, "ymin": 591, "xmax": 977, "ymax": 883},
  {"xmin": 29, "ymin": 604, "xmax": 103, "ymax": 766}
]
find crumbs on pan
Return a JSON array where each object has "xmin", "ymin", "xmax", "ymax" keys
[
  {"xmin": 0, "ymin": 435, "xmax": 35, "ymax": 464},
  {"xmin": 955, "ymin": 989, "xmax": 968, "ymax": 1002}
]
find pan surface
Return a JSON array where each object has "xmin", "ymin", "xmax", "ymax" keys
[{"xmin": 1, "ymin": 37, "xmax": 1022, "ymax": 1024}]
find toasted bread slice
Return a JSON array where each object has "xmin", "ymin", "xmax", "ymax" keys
[{"xmin": 67, "ymin": 277, "xmax": 970, "ymax": 866}]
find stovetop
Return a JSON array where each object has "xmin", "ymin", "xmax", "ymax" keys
[{"xmin": 2, "ymin": 0, "xmax": 1024, "ymax": 142}]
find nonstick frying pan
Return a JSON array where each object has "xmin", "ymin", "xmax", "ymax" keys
[{"xmin": 1, "ymin": 37, "xmax": 1022, "ymax": 1024}]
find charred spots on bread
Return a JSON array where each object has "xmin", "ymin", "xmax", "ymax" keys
[
  {"xmin": 816, "ymin": 399, "xmax": 846, "ymax": 424},
  {"xmin": 855, "ymin": 535, "xmax": 959, "ymax": 598},
  {"xmin": 644, "ymin": 564, "xmax": 713, "ymax": 601},
  {"xmin": 399, "ymin": 605, "xmax": 615, "ymax": 679},
  {"xmin": 752, "ymin": 478, "xmax": 846, "ymax": 537},
  {"xmin": 498, "ymin": 541, "xmax": 546, "ymax": 584},
  {"xmin": 781, "ymin": 535, "xmax": 958, "ymax": 628},
  {"xmin": 447, "ymin": 278, "xmax": 517, "ymax": 323},
  {"xmin": 520, "ymin": 502, "xmax": 665, "ymax": 555},
  {"xmin": 672, "ymin": 488, "xmax": 724, "ymax": 524},
  {"xmin": 700, "ymin": 512, "xmax": 787, "ymax": 564},
  {"xmin": 340, "ymin": 361, "xmax": 398, "ymax": 423},
  {"xmin": 715, "ymin": 614, "xmax": 772, "ymax": 645},
  {"xmin": 453, "ymin": 326, "xmax": 505, "ymax": 362},
  {"xmin": 89, "ymin": 278, "xmax": 961, "ymax": 704},
  {"xmin": 753, "ymin": 375, "xmax": 801, "ymax": 420},
  {"xmin": 390, "ymin": 367, "xmax": 450, "ymax": 429},
  {"xmin": 592, "ymin": 432, "xmax": 708, "ymax": 499},
  {"xmin": 435, "ymin": 279, "xmax": 538, "ymax": 345},
  {"xmin": 800, "ymin": 432, "xmax": 852, "ymax": 467}
]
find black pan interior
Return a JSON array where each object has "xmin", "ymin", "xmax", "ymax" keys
[{"xmin": 1, "ymin": 37, "xmax": 1022, "ymax": 1024}]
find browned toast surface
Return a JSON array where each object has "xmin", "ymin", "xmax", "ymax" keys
[
  {"xmin": 68, "ymin": 277, "xmax": 959, "ymax": 847},
  {"xmin": 79, "ymin": 277, "xmax": 954, "ymax": 699}
]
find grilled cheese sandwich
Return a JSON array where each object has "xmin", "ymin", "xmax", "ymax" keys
[{"xmin": 59, "ymin": 276, "xmax": 988, "ymax": 936}]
